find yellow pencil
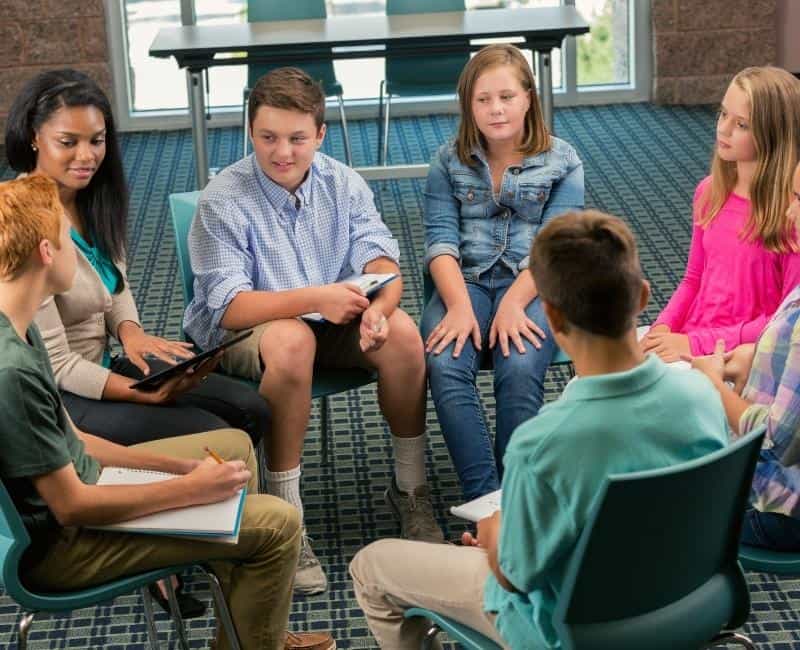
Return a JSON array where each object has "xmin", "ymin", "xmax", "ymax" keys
[{"xmin": 204, "ymin": 446, "xmax": 224, "ymax": 464}]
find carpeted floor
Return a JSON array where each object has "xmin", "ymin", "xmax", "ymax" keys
[{"xmin": 2, "ymin": 105, "xmax": 800, "ymax": 649}]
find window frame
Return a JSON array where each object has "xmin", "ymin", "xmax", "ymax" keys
[{"xmin": 105, "ymin": 0, "xmax": 652, "ymax": 132}]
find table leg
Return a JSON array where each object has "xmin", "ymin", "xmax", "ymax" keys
[
  {"xmin": 186, "ymin": 68, "xmax": 209, "ymax": 188},
  {"xmin": 536, "ymin": 48, "xmax": 554, "ymax": 134}
]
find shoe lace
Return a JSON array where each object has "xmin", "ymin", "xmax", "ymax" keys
[{"xmin": 298, "ymin": 533, "xmax": 318, "ymax": 569}]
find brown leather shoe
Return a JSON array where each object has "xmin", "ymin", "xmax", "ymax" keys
[{"xmin": 284, "ymin": 630, "xmax": 336, "ymax": 650}]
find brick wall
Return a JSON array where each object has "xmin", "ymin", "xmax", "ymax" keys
[
  {"xmin": 652, "ymin": 0, "xmax": 777, "ymax": 104},
  {"xmin": 0, "ymin": 0, "xmax": 111, "ymax": 145}
]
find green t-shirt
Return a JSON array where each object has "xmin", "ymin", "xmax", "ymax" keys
[
  {"xmin": 483, "ymin": 354, "xmax": 729, "ymax": 648},
  {"xmin": 0, "ymin": 312, "xmax": 100, "ymax": 563}
]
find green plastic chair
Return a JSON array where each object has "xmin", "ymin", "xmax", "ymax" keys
[
  {"xmin": 243, "ymin": 0, "xmax": 352, "ymax": 165},
  {"xmin": 421, "ymin": 272, "xmax": 573, "ymax": 371},
  {"xmin": 169, "ymin": 191, "xmax": 377, "ymax": 464},
  {"xmin": 378, "ymin": 0, "xmax": 469, "ymax": 165},
  {"xmin": 739, "ymin": 540, "xmax": 800, "ymax": 574},
  {"xmin": 405, "ymin": 427, "xmax": 765, "ymax": 650},
  {"xmin": 0, "ymin": 479, "xmax": 241, "ymax": 650}
]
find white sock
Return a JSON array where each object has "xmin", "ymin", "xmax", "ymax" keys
[
  {"xmin": 391, "ymin": 433, "xmax": 428, "ymax": 494},
  {"xmin": 266, "ymin": 465, "xmax": 304, "ymax": 523}
]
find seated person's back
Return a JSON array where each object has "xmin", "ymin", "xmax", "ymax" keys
[{"xmin": 350, "ymin": 209, "xmax": 729, "ymax": 649}]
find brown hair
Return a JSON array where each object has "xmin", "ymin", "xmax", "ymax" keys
[
  {"xmin": 248, "ymin": 67, "xmax": 326, "ymax": 130},
  {"xmin": 0, "ymin": 175, "xmax": 63, "ymax": 280},
  {"xmin": 530, "ymin": 210, "xmax": 643, "ymax": 338},
  {"xmin": 698, "ymin": 66, "xmax": 800, "ymax": 253},
  {"xmin": 455, "ymin": 44, "xmax": 550, "ymax": 166}
]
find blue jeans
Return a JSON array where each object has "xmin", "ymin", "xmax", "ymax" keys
[
  {"xmin": 740, "ymin": 508, "xmax": 800, "ymax": 552},
  {"xmin": 421, "ymin": 265, "xmax": 555, "ymax": 500}
]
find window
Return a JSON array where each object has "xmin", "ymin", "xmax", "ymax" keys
[{"xmin": 106, "ymin": 0, "xmax": 650, "ymax": 129}]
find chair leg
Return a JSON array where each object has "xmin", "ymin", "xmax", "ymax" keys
[
  {"xmin": 377, "ymin": 79, "xmax": 385, "ymax": 165},
  {"xmin": 140, "ymin": 586, "xmax": 161, "ymax": 650},
  {"xmin": 421, "ymin": 622, "xmax": 441, "ymax": 650},
  {"xmin": 242, "ymin": 88, "xmax": 250, "ymax": 158},
  {"xmin": 337, "ymin": 94, "xmax": 353, "ymax": 167},
  {"xmin": 383, "ymin": 91, "xmax": 392, "ymax": 168},
  {"xmin": 164, "ymin": 576, "xmax": 190, "ymax": 650},
  {"xmin": 321, "ymin": 396, "xmax": 330, "ymax": 465},
  {"xmin": 205, "ymin": 569, "xmax": 242, "ymax": 650},
  {"xmin": 18, "ymin": 611, "xmax": 35, "ymax": 650},
  {"xmin": 705, "ymin": 631, "xmax": 757, "ymax": 649}
]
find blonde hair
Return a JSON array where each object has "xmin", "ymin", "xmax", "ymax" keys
[
  {"xmin": 0, "ymin": 175, "xmax": 63, "ymax": 280},
  {"xmin": 697, "ymin": 66, "xmax": 800, "ymax": 253},
  {"xmin": 455, "ymin": 44, "xmax": 550, "ymax": 166}
]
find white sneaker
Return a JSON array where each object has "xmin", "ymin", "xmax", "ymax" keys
[{"xmin": 294, "ymin": 531, "xmax": 328, "ymax": 595}]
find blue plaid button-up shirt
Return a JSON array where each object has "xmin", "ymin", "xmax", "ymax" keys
[{"xmin": 183, "ymin": 153, "xmax": 400, "ymax": 349}]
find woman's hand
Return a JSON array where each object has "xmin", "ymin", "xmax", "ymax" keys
[
  {"xmin": 489, "ymin": 294, "xmax": 545, "ymax": 358},
  {"xmin": 118, "ymin": 322, "xmax": 194, "ymax": 375},
  {"xmin": 723, "ymin": 344, "xmax": 756, "ymax": 394},
  {"xmin": 682, "ymin": 339, "xmax": 726, "ymax": 384},
  {"xmin": 425, "ymin": 304, "xmax": 482, "ymax": 358},
  {"xmin": 134, "ymin": 355, "xmax": 221, "ymax": 405}
]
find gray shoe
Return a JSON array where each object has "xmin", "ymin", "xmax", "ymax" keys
[
  {"xmin": 385, "ymin": 480, "xmax": 445, "ymax": 544},
  {"xmin": 294, "ymin": 532, "xmax": 328, "ymax": 595}
]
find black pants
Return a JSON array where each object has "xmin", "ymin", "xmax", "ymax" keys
[{"xmin": 61, "ymin": 357, "xmax": 270, "ymax": 446}]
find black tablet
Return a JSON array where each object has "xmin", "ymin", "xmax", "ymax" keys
[{"xmin": 130, "ymin": 330, "xmax": 253, "ymax": 391}]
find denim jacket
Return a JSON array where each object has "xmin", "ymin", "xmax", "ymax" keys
[{"xmin": 423, "ymin": 137, "xmax": 584, "ymax": 280}]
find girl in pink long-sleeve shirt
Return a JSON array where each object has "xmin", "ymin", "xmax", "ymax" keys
[{"xmin": 642, "ymin": 67, "xmax": 800, "ymax": 361}]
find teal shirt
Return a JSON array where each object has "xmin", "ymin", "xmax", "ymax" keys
[
  {"xmin": 70, "ymin": 229, "xmax": 122, "ymax": 367},
  {"xmin": 483, "ymin": 355, "xmax": 729, "ymax": 648}
]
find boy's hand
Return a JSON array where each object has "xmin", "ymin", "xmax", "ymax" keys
[
  {"xmin": 682, "ymin": 339, "xmax": 726, "ymax": 383},
  {"xmin": 183, "ymin": 457, "xmax": 250, "ymax": 504},
  {"xmin": 134, "ymin": 354, "xmax": 221, "ymax": 405},
  {"xmin": 317, "ymin": 283, "xmax": 370, "ymax": 324},
  {"xmin": 426, "ymin": 304, "xmax": 482, "ymax": 358},
  {"xmin": 120, "ymin": 324, "xmax": 195, "ymax": 376},
  {"xmin": 476, "ymin": 510, "xmax": 502, "ymax": 552},
  {"xmin": 490, "ymin": 295, "xmax": 545, "ymax": 357},
  {"xmin": 641, "ymin": 331, "xmax": 689, "ymax": 362},
  {"xmin": 359, "ymin": 306, "xmax": 389, "ymax": 352},
  {"xmin": 723, "ymin": 343, "xmax": 756, "ymax": 394}
]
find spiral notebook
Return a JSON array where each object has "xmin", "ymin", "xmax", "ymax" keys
[{"xmin": 90, "ymin": 467, "xmax": 246, "ymax": 544}]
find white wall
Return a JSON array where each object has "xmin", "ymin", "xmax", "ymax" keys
[{"xmin": 777, "ymin": 0, "xmax": 800, "ymax": 73}]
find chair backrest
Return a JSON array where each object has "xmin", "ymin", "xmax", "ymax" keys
[
  {"xmin": 169, "ymin": 191, "xmax": 202, "ymax": 308},
  {"xmin": 386, "ymin": 0, "xmax": 464, "ymax": 15},
  {"xmin": 246, "ymin": 0, "xmax": 336, "ymax": 91},
  {"xmin": 0, "ymin": 480, "xmax": 32, "ymax": 601},
  {"xmin": 553, "ymin": 427, "xmax": 765, "ymax": 650}
]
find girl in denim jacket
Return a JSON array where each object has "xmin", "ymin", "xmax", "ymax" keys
[{"xmin": 421, "ymin": 44, "xmax": 584, "ymax": 500}]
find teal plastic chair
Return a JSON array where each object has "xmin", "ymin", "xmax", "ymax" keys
[
  {"xmin": 739, "ymin": 542, "xmax": 800, "ymax": 574},
  {"xmin": 378, "ymin": 0, "xmax": 469, "ymax": 165},
  {"xmin": 0, "ymin": 479, "xmax": 241, "ymax": 650},
  {"xmin": 421, "ymin": 272, "xmax": 573, "ymax": 372},
  {"xmin": 169, "ymin": 191, "xmax": 377, "ymax": 463},
  {"xmin": 406, "ymin": 427, "xmax": 765, "ymax": 650},
  {"xmin": 243, "ymin": 0, "xmax": 352, "ymax": 165}
]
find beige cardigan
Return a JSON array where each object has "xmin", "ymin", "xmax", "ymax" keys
[{"xmin": 34, "ymin": 249, "xmax": 140, "ymax": 400}]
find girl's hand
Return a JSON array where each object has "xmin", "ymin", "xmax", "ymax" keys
[
  {"xmin": 640, "ymin": 324, "xmax": 671, "ymax": 353},
  {"xmin": 120, "ymin": 323, "xmax": 194, "ymax": 375},
  {"xmin": 489, "ymin": 295, "xmax": 545, "ymax": 358},
  {"xmin": 425, "ymin": 304, "xmax": 481, "ymax": 358},
  {"xmin": 642, "ymin": 331, "xmax": 690, "ymax": 362}
]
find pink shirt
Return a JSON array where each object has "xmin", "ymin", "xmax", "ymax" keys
[{"xmin": 655, "ymin": 177, "xmax": 800, "ymax": 355}]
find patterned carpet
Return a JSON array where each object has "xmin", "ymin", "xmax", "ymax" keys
[{"xmin": 2, "ymin": 105, "xmax": 800, "ymax": 649}]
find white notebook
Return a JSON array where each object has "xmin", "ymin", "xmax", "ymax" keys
[
  {"xmin": 450, "ymin": 489, "xmax": 502, "ymax": 523},
  {"xmin": 301, "ymin": 273, "xmax": 398, "ymax": 322},
  {"xmin": 90, "ymin": 467, "xmax": 246, "ymax": 544}
]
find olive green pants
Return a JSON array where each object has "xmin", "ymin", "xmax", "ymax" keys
[{"xmin": 28, "ymin": 429, "xmax": 301, "ymax": 650}]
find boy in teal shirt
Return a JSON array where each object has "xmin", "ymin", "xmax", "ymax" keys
[{"xmin": 350, "ymin": 209, "xmax": 728, "ymax": 648}]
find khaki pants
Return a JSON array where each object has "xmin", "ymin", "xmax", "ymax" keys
[
  {"xmin": 28, "ymin": 429, "xmax": 301, "ymax": 650},
  {"xmin": 349, "ymin": 539, "xmax": 507, "ymax": 649}
]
